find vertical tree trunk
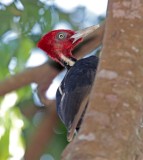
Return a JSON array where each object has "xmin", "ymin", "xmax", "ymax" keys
[{"xmin": 62, "ymin": 0, "xmax": 143, "ymax": 159}]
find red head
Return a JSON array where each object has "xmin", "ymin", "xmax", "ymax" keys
[
  {"xmin": 37, "ymin": 29, "xmax": 82, "ymax": 65},
  {"xmin": 37, "ymin": 25, "xmax": 99, "ymax": 66}
]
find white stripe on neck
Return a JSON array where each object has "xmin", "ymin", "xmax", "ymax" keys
[{"xmin": 61, "ymin": 54, "xmax": 75, "ymax": 67}]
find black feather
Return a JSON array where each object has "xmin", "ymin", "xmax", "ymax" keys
[{"xmin": 56, "ymin": 55, "xmax": 99, "ymax": 132}]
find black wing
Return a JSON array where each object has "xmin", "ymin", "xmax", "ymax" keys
[{"xmin": 56, "ymin": 56, "xmax": 98, "ymax": 140}]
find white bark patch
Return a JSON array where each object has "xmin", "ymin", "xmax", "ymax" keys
[
  {"xmin": 120, "ymin": 29, "xmax": 125, "ymax": 33},
  {"xmin": 97, "ymin": 69, "xmax": 118, "ymax": 80},
  {"xmin": 116, "ymin": 113, "xmax": 120, "ymax": 117},
  {"xmin": 131, "ymin": 46, "xmax": 139, "ymax": 53},
  {"xmin": 127, "ymin": 70, "xmax": 133, "ymax": 76},
  {"xmin": 112, "ymin": 0, "xmax": 142, "ymax": 19},
  {"xmin": 122, "ymin": 1, "xmax": 130, "ymax": 7},
  {"xmin": 130, "ymin": 24, "xmax": 134, "ymax": 27},
  {"xmin": 137, "ymin": 84, "xmax": 142, "ymax": 88},
  {"xmin": 123, "ymin": 102, "xmax": 129, "ymax": 107},
  {"xmin": 106, "ymin": 94, "xmax": 118, "ymax": 103},
  {"xmin": 78, "ymin": 133, "xmax": 95, "ymax": 141}
]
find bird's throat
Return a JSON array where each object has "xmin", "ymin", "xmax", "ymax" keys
[{"xmin": 60, "ymin": 54, "xmax": 76, "ymax": 69}]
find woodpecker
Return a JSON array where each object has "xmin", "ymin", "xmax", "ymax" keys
[{"xmin": 38, "ymin": 25, "xmax": 99, "ymax": 141}]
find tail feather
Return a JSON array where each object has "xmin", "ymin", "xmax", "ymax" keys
[{"xmin": 67, "ymin": 95, "xmax": 89, "ymax": 142}]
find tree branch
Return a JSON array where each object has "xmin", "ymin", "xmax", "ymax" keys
[
  {"xmin": 24, "ymin": 101, "xmax": 58, "ymax": 160},
  {"xmin": 0, "ymin": 64, "xmax": 59, "ymax": 96},
  {"xmin": 62, "ymin": 0, "xmax": 143, "ymax": 159}
]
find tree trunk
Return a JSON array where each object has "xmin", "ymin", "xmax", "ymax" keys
[{"xmin": 62, "ymin": 0, "xmax": 143, "ymax": 159}]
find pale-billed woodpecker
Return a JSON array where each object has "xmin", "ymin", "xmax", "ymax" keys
[{"xmin": 38, "ymin": 25, "xmax": 99, "ymax": 141}]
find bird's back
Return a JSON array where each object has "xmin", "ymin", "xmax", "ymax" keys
[{"xmin": 56, "ymin": 55, "xmax": 99, "ymax": 139}]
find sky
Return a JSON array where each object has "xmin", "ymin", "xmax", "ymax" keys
[
  {"xmin": 1, "ymin": 0, "xmax": 108, "ymax": 15},
  {"xmin": 55, "ymin": 0, "xmax": 108, "ymax": 15}
]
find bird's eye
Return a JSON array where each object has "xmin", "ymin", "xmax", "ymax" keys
[{"xmin": 57, "ymin": 32, "xmax": 65, "ymax": 40}]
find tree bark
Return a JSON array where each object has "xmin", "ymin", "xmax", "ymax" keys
[{"xmin": 62, "ymin": 0, "xmax": 143, "ymax": 159}]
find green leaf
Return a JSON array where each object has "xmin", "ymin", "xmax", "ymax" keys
[
  {"xmin": 0, "ymin": 128, "xmax": 10, "ymax": 160},
  {"xmin": 14, "ymin": 38, "xmax": 34, "ymax": 72}
]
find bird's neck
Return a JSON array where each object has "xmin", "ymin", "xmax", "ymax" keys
[{"xmin": 60, "ymin": 54, "xmax": 77, "ymax": 69}]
